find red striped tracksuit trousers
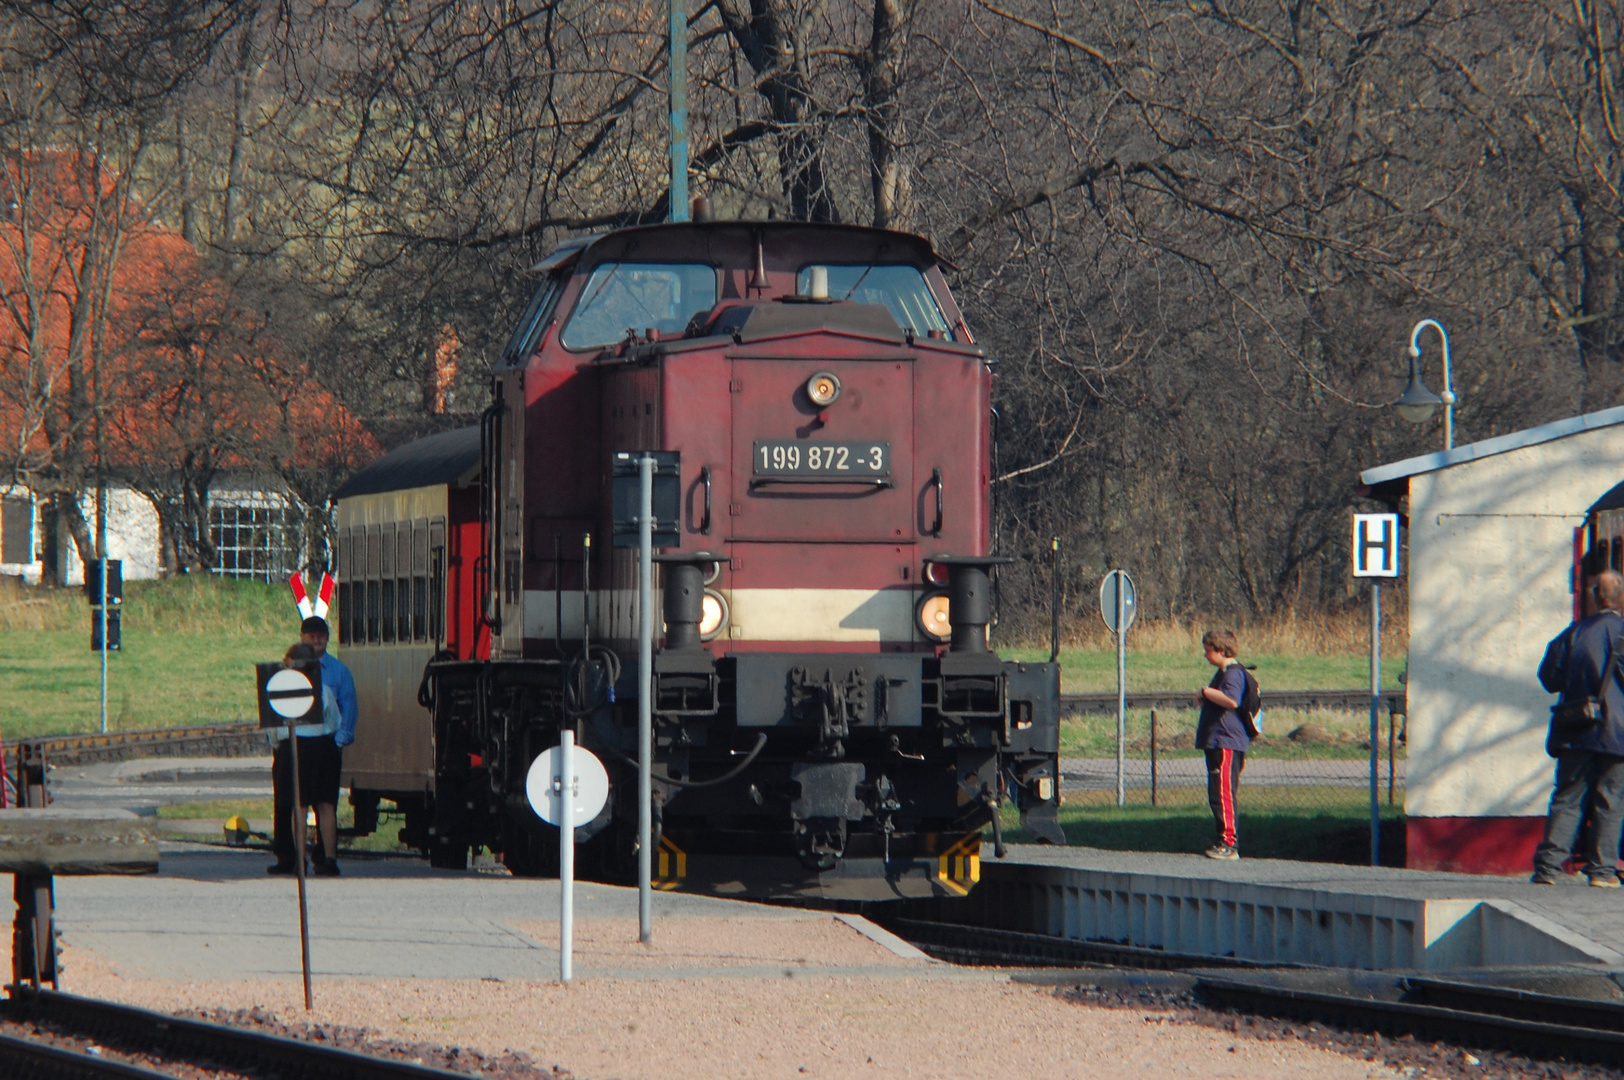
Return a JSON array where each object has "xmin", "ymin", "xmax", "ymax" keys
[{"xmin": 1205, "ymin": 748, "xmax": 1244, "ymax": 848}]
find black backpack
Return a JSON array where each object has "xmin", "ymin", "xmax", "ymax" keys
[{"xmin": 1234, "ymin": 665, "xmax": 1262, "ymax": 738}]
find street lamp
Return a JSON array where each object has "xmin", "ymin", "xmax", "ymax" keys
[{"xmin": 1393, "ymin": 318, "xmax": 1456, "ymax": 449}]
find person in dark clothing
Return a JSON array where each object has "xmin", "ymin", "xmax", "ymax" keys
[
  {"xmin": 1533, "ymin": 570, "xmax": 1624, "ymax": 887},
  {"xmin": 1195, "ymin": 628, "xmax": 1250, "ymax": 860}
]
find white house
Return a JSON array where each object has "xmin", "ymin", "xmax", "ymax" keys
[
  {"xmin": 0, "ymin": 483, "xmax": 312, "ymax": 585},
  {"xmin": 0, "ymin": 486, "xmax": 159, "ymax": 585},
  {"xmin": 1361, "ymin": 405, "xmax": 1624, "ymax": 874}
]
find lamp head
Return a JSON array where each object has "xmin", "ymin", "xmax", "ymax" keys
[{"xmin": 1394, "ymin": 352, "xmax": 1443, "ymax": 424}]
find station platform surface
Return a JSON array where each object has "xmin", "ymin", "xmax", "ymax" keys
[
  {"xmin": 45, "ymin": 842, "xmax": 961, "ymax": 984},
  {"xmin": 25, "ymin": 843, "xmax": 1398, "ymax": 1080},
  {"xmin": 944, "ymin": 844, "xmax": 1624, "ymax": 970}
]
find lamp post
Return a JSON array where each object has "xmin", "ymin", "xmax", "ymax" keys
[{"xmin": 1393, "ymin": 319, "xmax": 1456, "ymax": 450}]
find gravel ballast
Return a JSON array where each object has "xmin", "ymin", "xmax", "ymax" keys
[{"xmin": 52, "ymin": 931, "xmax": 1404, "ymax": 1080}]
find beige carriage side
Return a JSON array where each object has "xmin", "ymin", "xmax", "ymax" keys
[{"xmin": 335, "ymin": 484, "xmax": 448, "ymax": 795}]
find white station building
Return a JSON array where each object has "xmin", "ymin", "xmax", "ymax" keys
[{"xmin": 1361, "ymin": 405, "xmax": 1624, "ymax": 874}]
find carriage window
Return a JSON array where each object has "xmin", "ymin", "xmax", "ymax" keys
[
  {"xmin": 381, "ymin": 579, "xmax": 396, "ymax": 643},
  {"xmin": 796, "ymin": 264, "xmax": 952, "ymax": 337},
  {"xmin": 397, "ymin": 526, "xmax": 413, "ymax": 642},
  {"xmin": 1611, "ymin": 536, "xmax": 1621, "ymax": 573},
  {"xmin": 366, "ymin": 528, "xmax": 382, "ymax": 643},
  {"xmin": 337, "ymin": 531, "xmax": 352, "ymax": 646},
  {"xmin": 380, "ymin": 525, "xmax": 396, "ymax": 644},
  {"xmin": 560, "ymin": 262, "xmax": 717, "ymax": 349},
  {"xmin": 413, "ymin": 518, "xmax": 430, "ymax": 643},
  {"xmin": 430, "ymin": 547, "xmax": 445, "ymax": 644}
]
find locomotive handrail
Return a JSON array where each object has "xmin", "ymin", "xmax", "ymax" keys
[
  {"xmin": 699, "ymin": 465, "xmax": 713, "ymax": 533},
  {"xmin": 748, "ymin": 476, "xmax": 893, "ymax": 489},
  {"xmin": 929, "ymin": 467, "xmax": 943, "ymax": 534}
]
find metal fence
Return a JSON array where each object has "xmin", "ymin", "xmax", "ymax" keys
[{"xmin": 1057, "ymin": 692, "xmax": 1406, "ymax": 818}]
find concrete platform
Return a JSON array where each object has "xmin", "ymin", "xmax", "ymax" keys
[
  {"xmin": 47, "ymin": 757, "xmax": 273, "ymax": 813},
  {"xmin": 911, "ymin": 845, "xmax": 1624, "ymax": 971},
  {"xmin": 40, "ymin": 842, "xmax": 964, "ymax": 984}
]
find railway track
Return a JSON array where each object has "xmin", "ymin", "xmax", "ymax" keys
[
  {"xmin": 883, "ymin": 921, "xmax": 1624, "ymax": 1069},
  {"xmin": 0, "ymin": 987, "xmax": 474, "ymax": 1080},
  {"xmin": 1, "ymin": 724, "xmax": 264, "ymax": 769},
  {"xmin": 1195, "ymin": 973, "xmax": 1624, "ymax": 1068}
]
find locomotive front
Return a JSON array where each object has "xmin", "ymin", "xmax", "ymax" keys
[{"xmin": 423, "ymin": 220, "xmax": 1063, "ymax": 900}]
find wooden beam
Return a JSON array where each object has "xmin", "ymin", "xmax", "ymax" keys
[{"xmin": 0, "ymin": 809, "xmax": 158, "ymax": 875}]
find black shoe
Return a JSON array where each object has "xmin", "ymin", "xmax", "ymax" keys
[
  {"xmin": 312, "ymin": 859, "xmax": 341, "ymax": 877},
  {"xmin": 266, "ymin": 861, "xmax": 297, "ymax": 876}
]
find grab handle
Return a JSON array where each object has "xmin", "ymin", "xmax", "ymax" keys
[
  {"xmin": 929, "ymin": 467, "xmax": 944, "ymax": 535},
  {"xmin": 700, "ymin": 466, "xmax": 712, "ymax": 534}
]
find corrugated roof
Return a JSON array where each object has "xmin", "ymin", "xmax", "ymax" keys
[
  {"xmin": 334, "ymin": 426, "xmax": 481, "ymax": 499},
  {"xmin": 1359, "ymin": 404, "xmax": 1624, "ymax": 486}
]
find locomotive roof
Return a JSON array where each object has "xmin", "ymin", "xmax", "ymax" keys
[
  {"xmin": 334, "ymin": 425, "xmax": 481, "ymax": 499},
  {"xmin": 1591, "ymin": 479, "xmax": 1624, "ymax": 516},
  {"xmin": 527, "ymin": 220, "xmax": 943, "ymax": 273}
]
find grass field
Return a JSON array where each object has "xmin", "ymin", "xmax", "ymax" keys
[
  {"xmin": 0, "ymin": 578, "xmax": 1405, "ymax": 747},
  {"xmin": 0, "ymin": 576, "xmax": 294, "ymax": 740},
  {"xmin": 156, "ymin": 797, "xmax": 415, "ymax": 853},
  {"xmin": 1004, "ymin": 646, "xmax": 1405, "ymax": 695},
  {"xmin": 1059, "ymin": 706, "xmax": 1404, "ymax": 760}
]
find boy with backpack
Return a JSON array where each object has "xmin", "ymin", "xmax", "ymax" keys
[{"xmin": 1196, "ymin": 629, "xmax": 1260, "ymax": 860}]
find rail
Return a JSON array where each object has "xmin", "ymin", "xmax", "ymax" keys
[
  {"xmin": 0, "ymin": 987, "xmax": 472, "ymax": 1080},
  {"xmin": 1194, "ymin": 973, "xmax": 1624, "ymax": 1068},
  {"xmin": 880, "ymin": 918, "xmax": 1624, "ymax": 1069},
  {"xmin": 1, "ymin": 723, "xmax": 264, "ymax": 768},
  {"xmin": 1058, "ymin": 688, "xmax": 1405, "ymax": 715}
]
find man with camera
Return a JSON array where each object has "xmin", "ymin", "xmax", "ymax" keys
[{"xmin": 1534, "ymin": 570, "xmax": 1624, "ymax": 886}]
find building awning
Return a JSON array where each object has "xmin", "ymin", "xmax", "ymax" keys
[{"xmin": 1360, "ymin": 404, "xmax": 1624, "ymax": 488}]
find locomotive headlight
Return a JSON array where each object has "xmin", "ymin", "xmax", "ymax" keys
[
  {"xmin": 916, "ymin": 591, "xmax": 951, "ymax": 642},
  {"xmin": 699, "ymin": 589, "xmax": 730, "ymax": 640},
  {"xmin": 806, "ymin": 371, "xmax": 842, "ymax": 407}
]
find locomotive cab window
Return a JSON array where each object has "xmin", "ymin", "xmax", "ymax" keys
[
  {"xmin": 502, "ymin": 273, "xmax": 565, "ymax": 364},
  {"xmin": 796, "ymin": 264, "xmax": 952, "ymax": 338},
  {"xmin": 560, "ymin": 262, "xmax": 717, "ymax": 350}
]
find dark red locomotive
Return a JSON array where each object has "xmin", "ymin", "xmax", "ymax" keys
[{"xmin": 333, "ymin": 218, "xmax": 1063, "ymax": 899}]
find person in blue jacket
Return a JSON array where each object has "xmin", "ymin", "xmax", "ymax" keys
[
  {"xmin": 268, "ymin": 616, "xmax": 358, "ymax": 877},
  {"xmin": 1534, "ymin": 570, "xmax": 1624, "ymax": 886}
]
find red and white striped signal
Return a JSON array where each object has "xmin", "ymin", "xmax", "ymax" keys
[{"xmin": 288, "ymin": 572, "xmax": 336, "ymax": 621}]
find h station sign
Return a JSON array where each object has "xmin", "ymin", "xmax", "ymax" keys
[{"xmin": 1352, "ymin": 513, "xmax": 1401, "ymax": 578}]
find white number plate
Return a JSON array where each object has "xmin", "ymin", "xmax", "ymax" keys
[{"xmin": 753, "ymin": 440, "xmax": 890, "ymax": 476}]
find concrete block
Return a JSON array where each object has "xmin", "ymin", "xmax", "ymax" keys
[{"xmin": 0, "ymin": 809, "xmax": 157, "ymax": 875}]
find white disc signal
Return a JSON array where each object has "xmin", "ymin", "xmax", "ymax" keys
[{"xmin": 526, "ymin": 746, "xmax": 610, "ymax": 827}]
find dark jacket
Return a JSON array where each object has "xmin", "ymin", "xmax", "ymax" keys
[
  {"xmin": 1540, "ymin": 610, "xmax": 1624, "ymax": 756},
  {"xmin": 1196, "ymin": 662, "xmax": 1251, "ymax": 752}
]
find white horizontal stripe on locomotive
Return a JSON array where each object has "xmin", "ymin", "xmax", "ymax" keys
[{"xmin": 521, "ymin": 587, "xmax": 920, "ymax": 643}]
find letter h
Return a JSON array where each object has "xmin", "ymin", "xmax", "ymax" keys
[{"xmin": 1358, "ymin": 517, "xmax": 1393, "ymax": 574}]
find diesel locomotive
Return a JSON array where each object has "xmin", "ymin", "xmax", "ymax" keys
[{"xmin": 331, "ymin": 216, "xmax": 1064, "ymax": 900}]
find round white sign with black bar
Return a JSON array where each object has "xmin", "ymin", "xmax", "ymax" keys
[
  {"xmin": 265, "ymin": 668, "xmax": 316, "ymax": 719},
  {"xmin": 526, "ymin": 746, "xmax": 610, "ymax": 826}
]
